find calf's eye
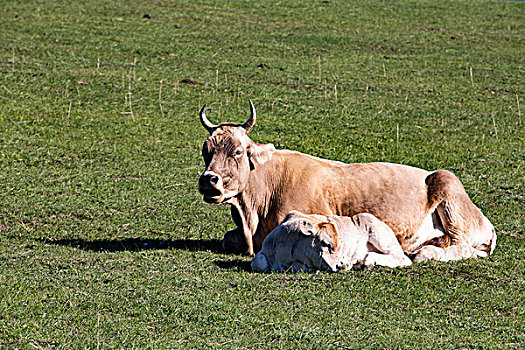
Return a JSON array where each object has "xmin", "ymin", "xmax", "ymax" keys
[{"xmin": 321, "ymin": 240, "xmax": 334, "ymax": 252}]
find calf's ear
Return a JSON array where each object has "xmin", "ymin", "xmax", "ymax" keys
[
  {"xmin": 298, "ymin": 220, "xmax": 317, "ymax": 236},
  {"xmin": 319, "ymin": 222, "xmax": 338, "ymax": 236},
  {"xmin": 248, "ymin": 142, "xmax": 275, "ymax": 168},
  {"xmin": 317, "ymin": 222, "xmax": 339, "ymax": 249}
]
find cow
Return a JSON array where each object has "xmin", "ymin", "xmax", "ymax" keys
[
  {"xmin": 251, "ymin": 211, "xmax": 413, "ymax": 272},
  {"xmin": 197, "ymin": 101, "xmax": 496, "ymax": 262}
]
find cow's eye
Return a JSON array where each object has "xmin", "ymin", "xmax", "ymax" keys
[{"xmin": 233, "ymin": 149, "xmax": 243, "ymax": 158}]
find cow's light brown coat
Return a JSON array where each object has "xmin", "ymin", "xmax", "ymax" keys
[{"xmin": 198, "ymin": 103, "xmax": 496, "ymax": 261}]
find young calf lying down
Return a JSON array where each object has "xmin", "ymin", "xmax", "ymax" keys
[{"xmin": 251, "ymin": 211, "xmax": 413, "ymax": 272}]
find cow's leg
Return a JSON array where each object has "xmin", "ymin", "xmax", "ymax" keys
[
  {"xmin": 426, "ymin": 170, "xmax": 479, "ymax": 245},
  {"xmin": 224, "ymin": 204, "xmax": 253, "ymax": 255},
  {"xmin": 222, "ymin": 228, "xmax": 248, "ymax": 254},
  {"xmin": 229, "ymin": 202, "xmax": 256, "ymax": 255},
  {"xmin": 423, "ymin": 169, "xmax": 495, "ymax": 261},
  {"xmin": 353, "ymin": 213, "xmax": 412, "ymax": 268}
]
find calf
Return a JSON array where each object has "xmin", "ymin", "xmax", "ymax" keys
[{"xmin": 251, "ymin": 211, "xmax": 413, "ymax": 272}]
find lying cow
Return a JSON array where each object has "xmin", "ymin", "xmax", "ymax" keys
[
  {"xmin": 198, "ymin": 101, "xmax": 497, "ymax": 262},
  {"xmin": 251, "ymin": 211, "xmax": 413, "ymax": 272}
]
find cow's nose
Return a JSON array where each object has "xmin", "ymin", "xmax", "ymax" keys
[
  {"xmin": 200, "ymin": 172, "xmax": 222, "ymax": 189},
  {"xmin": 208, "ymin": 174, "xmax": 219, "ymax": 185}
]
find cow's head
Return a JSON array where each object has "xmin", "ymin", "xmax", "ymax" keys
[
  {"xmin": 198, "ymin": 101, "xmax": 275, "ymax": 204},
  {"xmin": 252, "ymin": 211, "xmax": 347, "ymax": 272}
]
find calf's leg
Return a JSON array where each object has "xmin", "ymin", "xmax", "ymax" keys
[
  {"xmin": 353, "ymin": 213, "xmax": 412, "ymax": 268},
  {"xmin": 412, "ymin": 243, "xmax": 475, "ymax": 263},
  {"xmin": 363, "ymin": 252, "xmax": 412, "ymax": 268}
]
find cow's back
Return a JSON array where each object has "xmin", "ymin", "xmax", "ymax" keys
[
  {"xmin": 334, "ymin": 162, "xmax": 431, "ymax": 239},
  {"xmin": 250, "ymin": 151, "xmax": 432, "ymax": 250}
]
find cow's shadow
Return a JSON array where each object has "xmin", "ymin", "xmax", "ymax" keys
[
  {"xmin": 45, "ymin": 237, "xmax": 254, "ymax": 271},
  {"xmin": 44, "ymin": 237, "xmax": 224, "ymax": 254},
  {"xmin": 214, "ymin": 259, "xmax": 252, "ymax": 272}
]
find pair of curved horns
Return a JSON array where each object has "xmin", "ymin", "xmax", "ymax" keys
[{"xmin": 200, "ymin": 100, "xmax": 256, "ymax": 133}]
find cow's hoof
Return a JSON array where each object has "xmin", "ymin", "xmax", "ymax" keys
[{"xmin": 222, "ymin": 229, "xmax": 248, "ymax": 254}]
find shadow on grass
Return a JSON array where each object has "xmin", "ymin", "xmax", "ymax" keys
[
  {"xmin": 44, "ymin": 237, "xmax": 256, "ymax": 271},
  {"xmin": 43, "ymin": 238, "xmax": 224, "ymax": 253},
  {"xmin": 214, "ymin": 259, "xmax": 252, "ymax": 272}
]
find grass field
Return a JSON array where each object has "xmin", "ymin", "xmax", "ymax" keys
[{"xmin": 0, "ymin": 0, "xmax": 524, "ymax": 348}]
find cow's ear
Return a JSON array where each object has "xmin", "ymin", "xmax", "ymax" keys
[{"xmin": 248, "ymin": 142, "xmax": 275, "ymax": 168}]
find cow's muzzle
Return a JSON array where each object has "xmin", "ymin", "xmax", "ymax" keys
[{"xmin": 198, "ymin": 171, "xmax": 225, "ymax": 203}]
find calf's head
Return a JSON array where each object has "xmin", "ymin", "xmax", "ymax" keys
[
  {"xmin": 198, "ymin": 101, "xmax": 275, "ymax": 204},
  {"xmin": 252, "ymin": 211, "xmax": 347, "ymax": 272}
]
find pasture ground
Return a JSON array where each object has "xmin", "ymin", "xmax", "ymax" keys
[{"xmin": 0, "ymin": 0, "xmax": 523, "ymax": 348}]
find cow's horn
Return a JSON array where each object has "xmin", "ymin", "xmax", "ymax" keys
[
  {"xmin": 199, "ymin": 104, "xmax": 216, "ymax": 132},
  {"xmin": 242, "ymin": 100, "xmax": 256, "ymax": 133}
]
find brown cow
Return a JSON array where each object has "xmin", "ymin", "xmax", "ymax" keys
[{"xmin": 198, "ymin": 101, "xmax": 496, "ymax": 261}]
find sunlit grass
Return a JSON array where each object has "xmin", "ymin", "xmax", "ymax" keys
[{"xmin": 0, "ymin": 0, "xmax": 523, "ymax": 348}]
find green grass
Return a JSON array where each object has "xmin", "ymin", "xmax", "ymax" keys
[{"xmin": 0, "ymin": 0, "xmax": 524, "ymax": 348}]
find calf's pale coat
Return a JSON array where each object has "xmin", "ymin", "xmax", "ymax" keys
[{"xmin": 251, "ymin": 211, "xmax": 413, "ymax": 272}]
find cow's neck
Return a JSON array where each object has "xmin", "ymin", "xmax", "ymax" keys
[
  {"xmin": 231, "ymin": 157, "xmax": 280, "ymax": 218},
  {"xmin": 228, "ymin": 151, "xmax": 288, "ymax": 251}
]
